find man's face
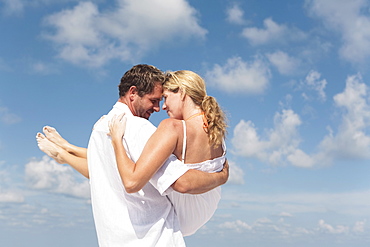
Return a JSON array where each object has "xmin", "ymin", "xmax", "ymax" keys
[{"xmin": 132, "ymin": 83, "xmax": 162, "ymax": 119}]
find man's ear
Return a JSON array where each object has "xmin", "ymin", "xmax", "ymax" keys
[{"xmin": 128, "ymin": 86, "xmax": 138, "ymax": 101}]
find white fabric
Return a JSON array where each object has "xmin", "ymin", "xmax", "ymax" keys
[
  {"xmin": 165, "ymin": 120, "xmax": 226, "ymax": 236},
  {"xmin": 88, "ymin": 102, "xmax": 189, "ymax": 247}
]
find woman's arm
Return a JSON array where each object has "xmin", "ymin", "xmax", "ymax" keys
[
  {"xmin": 110, "ymin": 114, "xmax": 228, "ymax": 194},
  {"xmin": 110, "ymin": 115, "xmax": 178, "ymax": 193}
]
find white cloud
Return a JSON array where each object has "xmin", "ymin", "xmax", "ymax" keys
[
  {"xmin": 0, "ymin": 0, "xmax": 24, "ymax": 16},
  {"xmin": 219, "ymin": 219, "xmax": 252, "ymax": 232},
  {"xmin": 242, "ymin": 18, "xmax": 285, "ymax": 45},
  {"xmin": 318, "ymin": 219, "xmax": 349, "ymax": 234},
  {"xmin": 231, "ymin": 120, "xmax": 264, "ymax": 157},
  {"xmin": 306, "ymin": 0, "xmax": 370, "ymax": 65},
  {"xmin": 217, "ymin": 216, "xmax": 309, "ymax": 238},
  {"xmin": 353, "ymin": 220, "xmax": 366, "ymax": 233},
  {"xmin": 25, "ymin": 156, "xmax": 90, "ymax": 198},
  {"xmin": 318, "ymin": 74, "xmax": 370, "ymax": 160},
  {"xmin": 300, "ymin": 70, "xmax": 327, "ymax": 101},
  {"xmin": 205, "ymin": 56, "xmax": 270, "ymax": 94},
  {"xmin": 0, "ymin": 161, "xmax": 24, "ymax": 203},
  {"xmin": 226, "ymin": 4, "xmax": 246, "ymax": 25},
  {"xmin": 218, "ymin": 217, "xmax": 365, "ymax": 239},
  {"xmin": 0, "ymin": 106, "xmax": 21, "ymax": 124},
  {"xmin": 42, "ymin": 0, "xmax": 207, "ymax": 68},
  {"xmin": 0, "ymin": 191, "xmax": 24, "ymax": 203},
  {"xmin": 231, "ymin": 109, "xmax": 303, "ymax": 166},
  {"xmin": 242, "ymin": 18, "xmax": 306, "ymax": 46},
  {"xmin": 221, "ymin": 189, "xmax": 370, "ymax": 218},
  {"xmin": 266, "ymin": 50, "xmax": 301, "ymax": 75},
  {"xmin": 278, "ymin": 212, "xmax": 293, "ymax": 218},
  {"xmin": 286, "ymin": 148, "xmax": 315, "ymax": 168},
  {"xmin": 228, "ymin": 161, "xmax": 244, "ymax": 185},
  {"xmin": 31, "ymin": 61, "xmax": 58, "ymax": 75},
  {"xmin": 232, "ymin": 74, "xmax": 370, "ymax": 167},
  {"xmin": 0, "ymin": 0, "xmax": 86, "ymax": 16}
]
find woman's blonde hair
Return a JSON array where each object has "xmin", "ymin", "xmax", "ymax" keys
[{"xmin": 164, "ymin": 70, "xmax": 227, "ymax": 147}]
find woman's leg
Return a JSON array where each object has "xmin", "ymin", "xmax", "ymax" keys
[
  {"xmin": 36, "ymin": 132, "xmax": 89, "ymax": 178},
  {"xmin": 43, "ymin": 126, "xmax": 87, "ymax": 158}
]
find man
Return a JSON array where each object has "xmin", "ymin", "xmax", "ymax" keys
[{"xmin": 38, "ymin": 64, "xmax": 228, "ymax": 246}]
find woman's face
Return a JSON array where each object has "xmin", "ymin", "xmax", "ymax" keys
[{"xmin": 162, "ymin": 89, "xmax": 183, "ymax": 119}]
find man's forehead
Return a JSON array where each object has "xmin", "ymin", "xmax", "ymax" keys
[
  {"xmin": 146, "ymin": 92, "xmax": 162, "ymax": 101},
  {"xmin": 148, "ymin": 95, "xmax": 162, "ymax": 100},
  {"xmin": 154, "ymin": 81, "xmax": 164, "ymax": 87}
]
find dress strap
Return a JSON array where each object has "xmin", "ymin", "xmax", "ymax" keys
[
  {"xmin": 181, "ymin": 120, "xmax": 187, "ymax": 163},
  {"xmin": 186, "ymin": 112, "xmax": 209, "ymax": 130},
  {"xmin": 186, "ymin": 112, "xmax": 203, "ymax": 121}
]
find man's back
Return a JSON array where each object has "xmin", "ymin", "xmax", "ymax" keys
[{"xmin": 87, "ymin": 102, "xmax": 186, "ymax": 247}]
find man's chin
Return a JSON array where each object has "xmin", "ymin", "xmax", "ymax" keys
[{"xmin": 144, "ymin": 112, "xmax": 151, "ymax": 119}]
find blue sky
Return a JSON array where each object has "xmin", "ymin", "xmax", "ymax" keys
[{"xmin": 1, "ymin": 0, "xmax": 370, "ymax": 246}]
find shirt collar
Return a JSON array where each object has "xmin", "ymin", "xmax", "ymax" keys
[{"xmin": 113, "ymin": 102, "xmax": 134, "ymax": 117}]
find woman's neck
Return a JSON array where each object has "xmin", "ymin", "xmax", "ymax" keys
[
  {"xmin": 181, "ymin": 96, "xmax": 200, "ymax": 120},
  {"xmin": 183, "ymin": 108, "xmax": 202, "ymax": 120}
]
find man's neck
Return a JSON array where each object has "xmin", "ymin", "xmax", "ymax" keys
[
  {"xmin": 117, "ymin": 97, "xmax": 128, "ymax": 105},
  {"xmin": 117, "ymin": 97, "xmax": 135, "ymax": 116}
]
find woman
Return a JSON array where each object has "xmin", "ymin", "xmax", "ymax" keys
[
  {"xmin": 109, "ymin": 70, "xmax": 227, "ymax": 235},
  {"xmin": 37, "ymin": 70, "xmax": 227, "ymax": 236}
]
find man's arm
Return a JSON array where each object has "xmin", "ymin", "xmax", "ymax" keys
[{"xmin": 171, "ymin": 160, "xmax": 229, "ymax": 194}]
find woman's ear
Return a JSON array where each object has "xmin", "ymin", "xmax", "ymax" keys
[{"xmin": 180, "ymin": 90, "xmax": 186, "ymax": 101}]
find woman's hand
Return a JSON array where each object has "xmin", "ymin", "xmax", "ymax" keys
[{"xmin": 108, "ymin": 113, "xmax": 127, "ymax": 142}]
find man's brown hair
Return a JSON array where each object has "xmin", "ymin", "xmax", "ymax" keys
[{"xmin": 118, "ymin": 64, "xmax": 165, "ymax": 97}]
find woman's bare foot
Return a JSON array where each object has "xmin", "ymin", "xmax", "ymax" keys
[
  {"xmin": 36, "ymin": 132, "xmax": 65, "ymax": 164},
  {"xmin": 43, "ymin": 126, "xmax": 70, "ymax": 150}
]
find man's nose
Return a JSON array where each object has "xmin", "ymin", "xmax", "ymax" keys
[
  {"xmin": 153, "ymin": 106, "xmax": 160, "ymax": 112},
  {"xmin": 152, "ymin": 102, "xmax": 160, "ymax": 112}
]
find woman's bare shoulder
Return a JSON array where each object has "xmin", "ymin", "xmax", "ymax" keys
[{"xmin": 157, "ymin": 118, "xmax": 183, "ymax": 132}]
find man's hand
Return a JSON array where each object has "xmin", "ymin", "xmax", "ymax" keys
[
  {"xmin": 171, "ymin": 158, "xmax": 230, "ymax": 194},
  {"xmin": 219, "ymin": 159, "xmax": 229, "ymax": 185}
]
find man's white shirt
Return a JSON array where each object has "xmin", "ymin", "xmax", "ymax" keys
[{"xmin": 87, "ymin": 102, "xmax": 189, "ymax": 247}]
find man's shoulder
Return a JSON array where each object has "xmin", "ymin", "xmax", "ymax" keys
[
  {"xmin": 125, "ymin": 115, "xmax": 157, "ymax": 140},
  {"xmin": 110, "ymin": 102, "xmax": 156, "ymax": 129},
  {"xmin": 127, "ymin": 115, "xmax": 156, "ymax": 128}
]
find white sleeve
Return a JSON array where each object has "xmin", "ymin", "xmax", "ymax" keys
[{"xmin": 150, "ymin": 155, "xmax": 189, "ymax": 195}]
